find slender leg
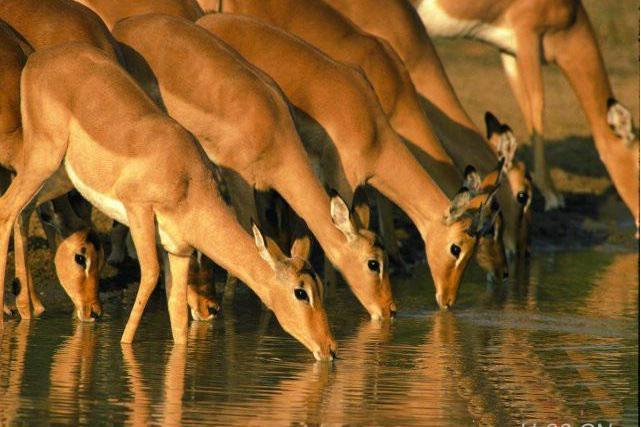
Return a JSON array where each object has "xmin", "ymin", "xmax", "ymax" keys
[
  {"xmin": 0, "ymin": 179, "xmax": 58, "ymax": 327},
  {"xmin": 220, "ymin": 171, "xmax": 258, "ymax": 302},
  {"xmin": 120, "ymin": 205, "xmax": 160, "ymax": 344},
  {"xmin": 166, "ymin": 252, "xmax": 190, "ymax": 345},
  {"xmin": 501, "ymin": 50, "xmax": 564, "ymax": 209},
  {"xmin": 13, "ymin": 207, "xmax": 44, "ymax": 318},
  {"xmin": 375, "ymin": 192, "xmax": 407, "ymax": 273},
  {"xmin": 108, "ymin": 221, "xmax": 129, "ymax": 265}
]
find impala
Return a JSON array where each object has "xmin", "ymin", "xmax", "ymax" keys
[
  {"xmin": 113, "ymin": 14, "xmax": 395, "ymax": 319},
  {"xmin": 320, "ymin": 0, "xmax": 530, "ymax": 261},
  {"xmin": 214, "ymin": 0, "xmax": 517, "ymax": 274},
  {"xmin": 411, "ymin": 0, "xmax": 639, "ymax": 228},
  {"xmin": 0, "ymin": 0, "xmax": 117, "ymax": 320},
  {"xmin": 197, "ymin": 14, "xmax": 503, "ymax": 307},
  {"xmin": 0, "ymin": 42, "xmax": 336, "ymax": 358},
  {"xmin": 72, "ymin": 0, "xmax": 204, "ymax": 29}
]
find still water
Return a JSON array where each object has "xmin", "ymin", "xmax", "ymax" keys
[{"xmin": 0, "ymin": 250, "xmax": 638, "ymax": 425}]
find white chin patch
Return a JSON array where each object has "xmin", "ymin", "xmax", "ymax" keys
[
  {"xmin": 607, "ymin": 102, "xmax": 635, "ymax": 145},
  {"xmin": 76, "ymin": 309, "xmax": 95, "ymax": 322},
  {"xmin": 190, "ymin": 308, "xmax": 213, "ymax": 322}
]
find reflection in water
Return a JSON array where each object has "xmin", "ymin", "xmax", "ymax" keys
[
  {"xmin": 49, "ymin": 322, "xmax": 97, "ymax": 425},
  {"xmin": 0, "ymin": 250, "xmax": 638, "ymax": 425}
]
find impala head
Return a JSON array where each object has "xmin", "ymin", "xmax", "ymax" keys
[
  {"xmin": 252, "ymin": 222, "xmax": 337, "ymax": 361},
  {"xmin": 54, "ymin": 229, "xmax": 104, "ymax": 322},
  {"xmin": 428, "ymin": 182, "xmax": 502, "ymax": 310},
  {"xmin": 607, "ymin": 98, "xmax": 636, "ymax": 146},
  {"xmin": 329, "ymin": 190, "xmax": 395, "ymax": 320},
  {"xmin": 187, "ymin": 255, "xmax": 220, "ymax": 321},
  {"xmin": 486, "ymin": 111, "xmax": 531, "ymax": 261},
  {"xmin": 463, "ymin": 164, "xmax": 507, "ymax": 282}
]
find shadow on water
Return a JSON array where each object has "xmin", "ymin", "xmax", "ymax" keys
[{"xmin": 0, "ymin": 249, "xmax": 637, "ymax": 425}]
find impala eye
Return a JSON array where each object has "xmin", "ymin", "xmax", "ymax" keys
[
  {"xmin": 367, "ymin": 259, "xmax": 380, "ymax": 272},
  {"xmin": 74, "ymin": 254, "xmax": 87, "ymax": 268},
  {"xmin": 450, "ymin": 244, "xmax": 461, "ymax": 259},
  {"xmin": 516, "ymin": 191, "xmax": 529, "ymax": 205},
  {"xmin": 294, "ymin": 288, "xmax": 309, "ymax": 302}
]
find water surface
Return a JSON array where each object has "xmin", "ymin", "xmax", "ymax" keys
[{"xmin": 0, "ymin": 250, "xmax": 638, "ymax": 425}]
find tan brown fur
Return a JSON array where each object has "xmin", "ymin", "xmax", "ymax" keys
[
  {"xmin": 197, "ymin": 14, "xmax": 501, "ymax": 308},
  {"xmin": 0, "ymin": 3, "xmax": 115, "ymax": 319},
  {"xmin": 413, "ymin": 0, "xmax": 639, "ymax": 227},
  {"xmin": 321, "ymin": 0, "xmax": 525, "ymax": 262},
  {"xmin": 112, "ymin": 14, "xmax": 394, "ymax": 319},
  {"xmin": 0, "ymin": 43, "xmax": 335, "ymax": 359},
  {"xmin": 73, "ymin": 0, "xmax": 204, "ymax": 29}
]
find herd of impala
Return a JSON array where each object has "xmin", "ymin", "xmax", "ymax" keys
[{"xmin": 0, "ymin": 0, "xmax": 637, "ymax": 361}]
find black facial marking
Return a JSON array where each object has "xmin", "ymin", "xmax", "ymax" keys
[
  {"xmin": 298, "ymin": 266, "xmax": 316, "ymax": 280},
  {"xmin": 373, "ymin": 235, "xmax": 385, "ymax": 250},
  {"xmin": 607, "ymin": 97, "xmax": 617, "ymax": 108},
  {"xmin": 85, "ymin": 230, "xmax": 101, "ymax": 250}
]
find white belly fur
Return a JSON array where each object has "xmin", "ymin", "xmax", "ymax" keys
[
  {"xmin": 65, "ymin": 161, "xmax": 129, "ymax": 226},
  {"xmin": 65, "ymin": 160, "xmax": 185, "ymax": 254},
  {"xmin": 417, "ymin": 0, "xmax": 516, "ymax": 53}
]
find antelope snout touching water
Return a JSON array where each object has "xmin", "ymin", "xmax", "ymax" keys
[
  {"xmin": 54, "ymin": 229, "xmax": 104, "ymax": 322},
  {"xmin": 253, "ymin": 223, "xmax": 337, "ymax": 361},
  {"xmin": 327, "ymin": 192, "xmax": 395, "ymax": 320},
  {"xmin": 433, "ymin": 182, "xmax": 502, "ymax": 310}
]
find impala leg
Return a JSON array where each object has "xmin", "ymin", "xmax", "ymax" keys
[
  {"xmin": 166, "ymin": 252, "xmax": 189, "ymax": 345},
  {"xmin": 13, "ymin": 206, "xmax": 46, "ymax": 318},
  {"xmin": 108, "ymin": 221, "xmax": 129, "ymax": 265},
  {"xmin": 221, "ymin": 171, "xmax": 258, "ymax": 303},
  {"xmin": 375, "ymin": 192, "xmax": 407, "ymax": 273},
  {"xmin": 120, "ymin": 205, "xmax": 160, "ymax": 344},
  {"xmin": 502, "ymin": 49, "xmax": 564, "ymax": 210},
  {"xmin": 0, "ymin": 169, "xmax": 61, "ymax": 326}
]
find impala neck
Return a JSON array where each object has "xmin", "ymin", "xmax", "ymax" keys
[
  {"xmin": 369, "ymin": 128, "xmax": 449, "ymax": 238},
  {"xmin": 421, "ymin": 97, "xmax": 498, "ymax": 176},
  {"xmin": 185, "ymin": 193, "xmax": 274, "ymax": 307},
  {"xmin": 408, "ymin": 35, "xmax": 479, "ymax": 133},
  {"xmin": 270, "ymin": 147, "xmax": 346, "ymax": 263}
]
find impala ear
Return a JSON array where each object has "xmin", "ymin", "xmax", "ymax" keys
[
  {"xmin": 38, "ymin": 201, "xmax": 72, "ymax": 238},
  {"xmin": 475, "ymin": 186, "xmax": 501, "ymax": 237},
  {"xmin": 351, "ymin": 187, "xmax": 370, "ymax": 229},
  {"xmin": 290, "ymin": 235, "xmax": 312, "ymax": 260},
  {"xmin": 252, "ymin": 220, "xmax": 286, "ymax": 271},
  {"xmin": 606, "ymin": 98, "xmax": 635, "ymax": 145},
  {"xmin": 463, "ymin": 165, "xmax": 481, "ymax": 193},
  {"xmin": 445, "ymin": 187, "xmax": 472, "ymax": 224},
  {"xmin": 329, "ymin": 189, "xmax": 358, "ymax": 241},
  {"xmin": 496, "ymin": 124, "xmax": 517, "ymax": 171},
  {"xmin": 485, "ymin": 111, "xmax": 502, "ymax": 139}
]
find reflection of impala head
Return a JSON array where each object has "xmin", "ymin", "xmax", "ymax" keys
[
  {"xmin": 428, "ymin": 179, "xmax": 502, "ymax": 310},
  {"xmin": 54, "ymin": 229, "xmax": 104, "ymax": 322},
  {"xmin": 486, "ymin": 112, "xmax": 532, "ymax": 258},
  {"xmin": 328, "ymin": 190, "xmax": 395, "ymax": 320},
  {"xmin": 252, "ymin": 222, "xmax": 337, "ymax": 361}
]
